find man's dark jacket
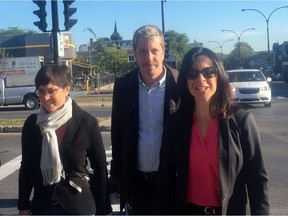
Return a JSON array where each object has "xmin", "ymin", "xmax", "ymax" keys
[
  {"xmin": 154, "ymin": 106, "xmax": 270, "ymax": 215},
  {"xmin": 110, "ymin": 65, "xmax": 179, "ymax": 210},
  {"xmin": 18, "ymin": 101, "xmax": 112, "ymax": 215}
]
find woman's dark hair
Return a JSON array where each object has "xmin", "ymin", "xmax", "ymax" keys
[
  {"xmin": 177, "ymin": 47, "xmax": 232, "ymax": 119},
  {"xmin": 35, "ymin": 65, "xmax": 72, "ymax": 89}
]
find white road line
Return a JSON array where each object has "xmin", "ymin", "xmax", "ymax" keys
[
  {"xmin": 0, "ymin": 155, "xmax": 21, "ymax": 181},
  {"xmin": 0, "ymin": 151, "xmax": 112, "ymax": 181},
  {"xmin": 0, "ymin": 152, "xmax": 120, "ymax": 211},
  {"xmin": 112, "ymin": 204, "xmax": 120, "ymax": 212}
]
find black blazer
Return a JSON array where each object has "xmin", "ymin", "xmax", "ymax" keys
[
  {"xmin": 154, "ymin": 107, "xmax": 270, "ymax": 215},
  {"xmin": 110, "ymin": 65, "xmax": 179, "ymax": 208},
  {"xmin": 18, "ymin": 101, "xmax": 111, "ymax": 215}
]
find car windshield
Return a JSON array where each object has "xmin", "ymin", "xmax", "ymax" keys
[{"xmin": 228, "ymin": 71, "xmax": 265, "ymax": 82}]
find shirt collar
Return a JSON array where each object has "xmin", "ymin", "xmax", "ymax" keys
[{"xmin": 138, "ymin": 66, "xmax": 167, "ymax": 87}]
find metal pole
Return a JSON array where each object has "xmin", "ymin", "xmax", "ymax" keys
[
  {"xmin": 97, "ymin": 73, "xmax": 100, "ymax": 101},
  {"xmin": 222, "ymin": 28, "xmax": 255, "ymax": 68},
  {"xmin": 51, "ymin": 0, "xmax": 60, "ymax": 65},
  {"xmin": 89, "ymin": 39, "xmax": 92, "ymax": 75},
  {"xmin": 242, "ymin": 6, "xmax": 288, "ymax": 64},
  {"xmin": 238, "ymin": 37, "xmax": 241, "ymax": 66},
  {"xmin": 161, "ymin": 0, "xmax": 165, "ymax": 34},
  {"xmin": 209, "ymin": 39, "xmax": 233, "ymax": 60}
]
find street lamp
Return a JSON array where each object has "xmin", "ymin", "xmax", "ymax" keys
[
  {"xmin": 83, "ymin": 28, "xmax": 100, "ymax": 100},
  {"xmin": 209, "ymin": 39, "xmax": 233, "ymax": 60},
  {"xmin": 83, "ymin": 28, "xmax": 97, "ymax": 74},
  {"xmin": 221, "ymin": 28, "xmax": 255, "ymax": 68},
  {"xmin": 241, "ymin": 6, "xmax": 288, "ymax": 64}
]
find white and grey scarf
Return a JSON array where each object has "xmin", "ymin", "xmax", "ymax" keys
[{"xmin": 36, "ymin": 97, "xmax": 73, "ymax": 185}]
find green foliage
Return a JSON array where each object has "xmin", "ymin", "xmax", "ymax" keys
[
  {"xmin": 73, "ymin": 39, "xmax": 135, "ymax": 78},
  {"xmin": 100, "ymin": 46, "xmax": 129, "ymax": 77},
  {"xmin": 164, "ymin": 30, "xmax": 191, "ymax": 68},
  {"xmin": 224, "ymin": 42, "xmax": 255, "ymax": 69},
  {"xmin": 0, "ymin": 27, "xmax": 38, "ymax": 37},
  {"xmin": 72, "ymin": 54, "xmax": 91, "ymax": 77}
]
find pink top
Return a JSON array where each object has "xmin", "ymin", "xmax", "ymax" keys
[{"xmin": 185, "ymin": 117, "xmax": 222, "ymax": 207}]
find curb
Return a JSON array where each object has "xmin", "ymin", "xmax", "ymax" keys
[
  {"xmin": 1, "ymin": 102, "xmax": 112, "ymax": 134},
  {"xmin": 0, "ymin": 126, "xmax": 111, "ymax": 133},
  {"xmin": 0, "ymin": 126, "xmax": 23, "ymax": 133}
]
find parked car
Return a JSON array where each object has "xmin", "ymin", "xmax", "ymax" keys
[{"xmin": 226, "ymin": 69, "xmax": 272, "ymax": 107}]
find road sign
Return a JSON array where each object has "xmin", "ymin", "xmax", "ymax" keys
[{"xmin": 58, "ymin": 32, "xmax": 64, "ymax": 57}]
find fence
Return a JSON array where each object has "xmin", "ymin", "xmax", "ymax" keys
[{"xmin": 72, "ymin": 73, "xmax": 115, "ymax": 90}]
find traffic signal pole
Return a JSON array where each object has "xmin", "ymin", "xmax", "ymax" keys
[
  {"xmin": 32, "ymin": 0, "xmax": 77, "ymax": 65},
  {"xmin": 51, "ymin": 0, "xmax": 60, "ymax": 65}
]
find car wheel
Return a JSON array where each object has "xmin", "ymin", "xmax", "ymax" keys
[
  {"xmin": 264, "ymin": 102, "xmax": 271, "ymax": 107},
  {"xmin": 24, "ymin": 96, "xmax": 39, "ymax": 110}
]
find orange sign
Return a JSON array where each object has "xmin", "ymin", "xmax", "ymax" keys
[{"xmin": 64, "ymin": 36, "xmax": 69, "ymax": 48}]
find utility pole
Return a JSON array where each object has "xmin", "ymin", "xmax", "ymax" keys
[
  {"xmin": 161, "ymin": 0, "xmax": 166, "ymax": 34},
  {"xmin": 51, "ymin": 0, "xmax": 60, "ymax": 64},
  {"xmin": 32, "ymin": 0, "xmax": 78, "ymax": 65}
]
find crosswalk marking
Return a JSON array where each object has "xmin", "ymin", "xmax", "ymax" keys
[
  {"xmin": 106, "ymin": 151, "xmax": 121, "ymax": 212},
  {"xmin": 0, "ymin": 155, "xmax": 21, "ymax": 181},
  {"xmin": 0, "ymin": 150, "xmax": 120, "ymax": 212},
  {"xmin": 0, "ymin": 150, "xmax": 112, "ymax": 180},
  {"xmin": 0, "ymin": 150, "xmax": 120, "ymax": 211}
]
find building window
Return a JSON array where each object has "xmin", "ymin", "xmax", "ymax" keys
[{"xmin": 128, "ymin": 55, "xmax": 135, "ymax": 62}]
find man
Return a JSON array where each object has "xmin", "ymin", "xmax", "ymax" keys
[{"xmin": 109, "ymin": 25, "xmax": 179, "ymax": 214}]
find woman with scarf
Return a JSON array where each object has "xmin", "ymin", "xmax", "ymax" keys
[{"xmin": 18, "ymin": 65, "xmax": 111, "ymax": 215}]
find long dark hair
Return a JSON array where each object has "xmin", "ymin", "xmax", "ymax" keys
[{"xmin": 177, "ymin": 47, "xmax": 232, "ymax": 119}]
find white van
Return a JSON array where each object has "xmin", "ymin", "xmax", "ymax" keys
[{"xmin": 226, "ymin": 69, "xmax": 272, "ymax": 107}]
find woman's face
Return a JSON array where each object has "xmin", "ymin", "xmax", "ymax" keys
[
  {"xmin": 37, "ymin": 82, "xmax": 71, "ymax": 113},
  {"xmin": 187, "ymin": 55, "xmax": 218, "ymax": 104}
]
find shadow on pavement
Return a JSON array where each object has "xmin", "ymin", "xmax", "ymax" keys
[
  {"xmin": 0, "ymin": 199, "xmax": 17, "ymax": 208},
  {"xmin": 0, "ymin": 107, "xmax": 28, "ymax": 111}
]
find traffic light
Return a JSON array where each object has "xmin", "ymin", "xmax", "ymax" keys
[
  {"xmin": 63, "ymin": 0, "xmax": 77, "ymax": 31},
  {"xmin": 32, "ymin": 0, "xmax": 47, "ymax": 32}
]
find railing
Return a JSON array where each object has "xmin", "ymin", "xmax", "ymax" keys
[{"xmin": 72, "ymin": 73, "xmax": 115, "ymax": 90}]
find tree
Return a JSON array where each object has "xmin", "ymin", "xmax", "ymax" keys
[
  {"xmin": 224, "ymin": 42, "xmax": 255, "ymax": 69},
  {"xmin": 72, "ymin": 39, "xmax": 133, "ymax": 78},
  {"xmin": 0, "ymin": 27, "xmax": 38, "ymax": 37},
  {"xmin": 100, "ymin": 46, "xmax": 129, "ymax": 77},
  {"xmin": 164, "ymin": 30, "xmax": 190, "ymax": 69}
]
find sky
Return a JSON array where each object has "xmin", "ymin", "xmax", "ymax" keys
[{"xmin": 0, "ymin": 0, "xmax": 288, "ymax": 54}]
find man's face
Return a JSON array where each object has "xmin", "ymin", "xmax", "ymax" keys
[{"xmin": 135, "ymin": 36, "xmax": 165, "ymax": 81}]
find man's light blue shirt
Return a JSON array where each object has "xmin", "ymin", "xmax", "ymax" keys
[{"xmin": 137, "ymin": 67, "xmax": 166, "ymax": 172}]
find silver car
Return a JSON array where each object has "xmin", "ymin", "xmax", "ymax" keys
[{"xmin": 226, "ymin": 69, "xmax": 272, "ymax": 107}]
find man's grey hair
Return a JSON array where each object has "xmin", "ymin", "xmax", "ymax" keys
[{"xmin": 132, "ymin": 25, "xmax": 165, "ymax": 51}]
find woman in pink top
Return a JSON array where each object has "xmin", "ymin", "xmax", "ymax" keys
[{"xmin": 154, "ymin": 47, "xmax": 270, "ymax": 215}]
